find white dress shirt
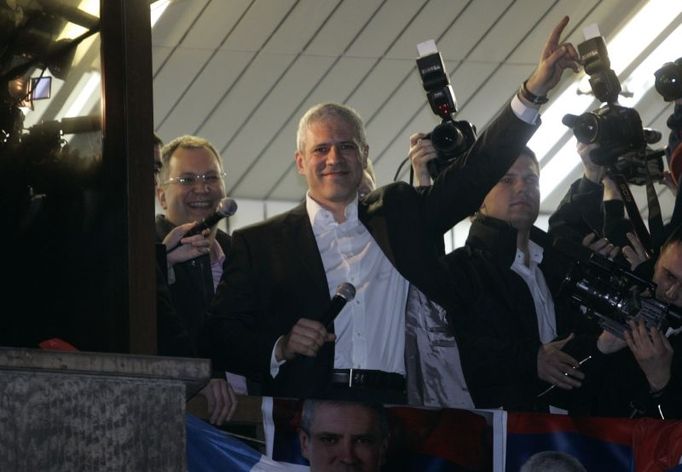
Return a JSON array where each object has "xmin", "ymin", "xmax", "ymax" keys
[
  {"xmin": 307, "ymin": 194, "xmax": 410, "ymax": 374},
  {"xmin": 510, "ymin": 240, "xmax": 557, "ymax": 343}
]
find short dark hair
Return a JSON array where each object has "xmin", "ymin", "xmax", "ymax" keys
[
  {"xmin": 661, "ymin": 224, "xmax": 682, "ymax": 254},
  {"xmin": 519, "ymin": 145, "xmax": 539, "ymax": 172},
  {"xmin": 299, "ymin": 399, "xmax": 389, "ymax": 439}
]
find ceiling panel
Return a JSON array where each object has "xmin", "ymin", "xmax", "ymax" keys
[
  {"xmin": 155, "ymin": 49, "xmax": 256, "ymax": 139},
  {"xmin": 146, "ymin": 0, "xmax": 679, "ymax": 226},
  {"xmin": 383, "ymin": 0, "xmax": 469, "ymax": 59},
  {"xmin": 303, "ymin": 0, "xmax": 386, "ymax": 56},
  {"xmin": 343, "ymin": 0, "xmax": 426, "ymax": 58}
]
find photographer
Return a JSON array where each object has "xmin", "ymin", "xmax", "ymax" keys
[
  {"xmin": 594, "ymin": 225, "xmax": 682, "ymax": 419},
  {"xmin": 548, "ymin": 141, "xmax": 648, "ymax": 277}
]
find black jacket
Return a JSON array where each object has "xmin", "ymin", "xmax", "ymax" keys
[
  {"xmin": 155, "ymin": 215, "xmax": 231, "ymax": 356},
  {"xmin": 443, "ymin": 216, "xmax": 602, "ymax": 412}
]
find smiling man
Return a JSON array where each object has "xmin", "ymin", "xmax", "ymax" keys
[{"xmin": 155, "ymin": 135, "xmax": 231, "ymax": 353}]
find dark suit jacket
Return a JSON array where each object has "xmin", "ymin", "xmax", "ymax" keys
[
  {"xmin": 205, "ymin": 103, "xmax": 538, "ymax": 398},
  {"xmin": 155, "ymin": 215, "xmax": 231, "ymax": 355},
  {"xmin": 443, "ymin": 216, "xmax": 602, "ymax": 412}
]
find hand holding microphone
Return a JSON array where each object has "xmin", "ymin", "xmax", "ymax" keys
[
  {"xmin": 166, "ymin": 197, "xmax": 237, "ymax": 254},
  {"xmin": 163, "ymin": 223, "xmax": 213, "ymax": 265},
  {"xmin": 322, "ymin": 282, "xmax": 356, "ymax": 329},
  {"xmin": 275, "ymin": 283, "xmax": 356, "ymax": 362}
]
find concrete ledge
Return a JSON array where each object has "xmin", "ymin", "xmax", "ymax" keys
[
  {"xmin": 0, "ymin": 348, "xmax": 211, "ymax": 471},
  {"xmin": 0, "ymin": 347, "xmax": 211, "ymax": 398}
]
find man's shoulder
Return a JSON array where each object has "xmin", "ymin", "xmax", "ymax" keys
[
  {"xmin": 362, "ymin": 181, "xmax": 418, "ymax": 209},
  {"xmin": 215, "ymin": 228, "xmax": 232, "ymax": 250},
  {"xmin": 232, "ymin": 204, "xmax": 306, "ymax": 238}
]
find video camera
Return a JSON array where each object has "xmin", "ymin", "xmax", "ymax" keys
[
  {"xmin": 554, "ymin": 237, "xmax": 682, "ymax": 339},
  {"xmin": 562, "ymin": 34, "xmax": 663, "ymax": 179},
  {"xmin": 416, "ymin": 40, "xmax": 476, "ymax": 179}
]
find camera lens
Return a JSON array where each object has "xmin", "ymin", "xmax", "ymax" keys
[
  {"xmin": 572, "ymin": 113, "xmax": 599, "ymax": 144},
  {"xmin": 430, "ymin": 121, "xmax": 465, "ymax": 157},
  {"xmin": 655, "ymin": 61, "xmax": 682, "ymax": 102}
]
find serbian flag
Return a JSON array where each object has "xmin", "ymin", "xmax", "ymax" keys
[
  {"xmin": 186, "ymin": 413, "xmax": 308, "ymax": 472},
  {"xmin": 505, "ymin": 412, "xmax": 634, "ymax": 471},
  {"xmin": 632, "ymin": 418, "xmax": 682, "ymax": 472}
]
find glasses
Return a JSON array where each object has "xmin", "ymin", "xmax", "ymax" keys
[{"xmin": 162, "ymin": 171, "xmax": 226, "ymax": 187}]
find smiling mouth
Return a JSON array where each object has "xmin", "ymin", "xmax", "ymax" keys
[
  {"xmin": 187, "ymin": 201, "xmax": 214, "ymax": 209},
  {"xmin": 321, "ymin": 171, "xmax": 349, "ymax": 178}
]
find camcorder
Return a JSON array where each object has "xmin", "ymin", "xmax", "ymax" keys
[
  {"xmin": 655, "ymin": 57, "xmax": 682, "ymax": 102},
  {"xmin": 554, "ymin": 238, "xmax": 682, "ymax": 339},
  {"xmin": 562, "ymin": 35, "xmax": 664, "ymax": 182},
  {"xmin": 554, "ymin": 237, "xmax": 682, "ymax": 339},
  {"xmin": 416, "ymin": 40, "xmax": 476, "ymax": 179}
]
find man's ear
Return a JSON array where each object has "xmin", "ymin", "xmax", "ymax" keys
[
  {"xmin": 156, "ymin": 186, "xmax": 167, "ymax": 210},
  {"xmin": 298, "ymin": 430, "xmax": 311, "ymax": 460},
  {"xmin": 295, "ymin": 151, "xmax": 305, "ymax": 176},
  {"xmin": 361, "ymin": 145, "xmax": 369, "ymax": 167}
]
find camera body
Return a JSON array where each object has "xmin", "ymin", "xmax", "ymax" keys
[
  {"xmin": 655, "ymin": 58, "xmax": 682, "ymax": 102},
  {"xmin": 416, "ymin": 41, "xmax": 476, "ymax": 179},
  {"xmin": 555, "ymin": 238, "xmax": 682, "ymax": 339},
  {"xmin": 562, "ymin": 35, "xmax": 662, "ymax": 184},
  {"xmin": 563, "ymin": 103, "xmax": 645, "ymax": 166}
]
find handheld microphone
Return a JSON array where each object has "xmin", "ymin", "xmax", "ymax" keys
[
  {"xmin": 166, "ymin": 197, "xmax": 237, "ymax": 253},
  {"xmin": 322, "ymin": 282, "xmax": 356, "ymax": 329}
]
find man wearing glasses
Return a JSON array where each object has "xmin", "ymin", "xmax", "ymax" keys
[{"xmin": 155, "ymin": 134, "xmax": 231, "ymax": 354}]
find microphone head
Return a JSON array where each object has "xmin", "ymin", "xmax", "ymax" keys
[
  {"xmin": 216, "ymin": 197, "xmax": 238, "ymax": 217},
  {"xmin": 335, "ymin": 282, "xmax": 356, "ymax": 301}
]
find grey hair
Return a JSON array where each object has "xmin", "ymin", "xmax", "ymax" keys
[
  {"xmin": 296, "ymin": 103, "xmax": 368, "ymax": 155},
  {"xmin": 299, "ymin": 399, "xmax": 389, "ymax": 439},
  {"xmin": 520, "ymin": 451, "xmax": 587, "ymax": 472},
  {"xmin": 159, "ymin": 135, "xmax": 223, "ymax": 183}
]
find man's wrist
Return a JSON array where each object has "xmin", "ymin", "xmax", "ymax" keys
[
  {"xmin": 519, "ymin": 80, "xmax": 549, "ymax": 105},
  {"xmin": 648, "ymin": 374, "xmax": 671, "ymax": 394}
]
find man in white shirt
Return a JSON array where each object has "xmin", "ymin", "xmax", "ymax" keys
[
  {"xmin": 443, "ymin": 148, "xmax": 602, "ymax": 411},
  {"xmin": 206, "ymin": 17, "xmax": 581, "ymax": 400}
]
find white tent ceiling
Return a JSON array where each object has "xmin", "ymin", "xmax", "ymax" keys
[{"xmin": 148, "ymin": 0, "xmax": 679, "ymax": 220}]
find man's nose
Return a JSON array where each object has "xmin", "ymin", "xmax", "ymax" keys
[
  {"xmin": 514, "ymin": 180, "xmax": 529, "ymax": 194},
  {"xmin": 326, "ymin": 145, "xmax": 343, "ymax": 164},
  {"xmin": 190, "ymin": 177, "xmax": 213, "ymax": 192},
  {"xmin": 665, "ymin": 281, "xmax": 681, "ymax": 300},
  {"xmin": 337, "ymin": 439, "xmax": 358, "ymax": 463}
]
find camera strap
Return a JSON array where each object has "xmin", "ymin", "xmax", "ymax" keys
[
  {"xmin": 645, "ymin": 158, "xmax": 665, "ymax": 251},
  {"xmin": 611, "ymin": 173, "xmax": 654, "ymax": 256}
]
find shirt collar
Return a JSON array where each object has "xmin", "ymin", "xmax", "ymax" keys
[
  {"xmin": 514, "ymin": 239, "xmax": 544, "ymax": 267},
  {"xmin": 306, "ymin": 192, "xmax": 359, "ymax": 232},
  {"xmin": 209, "ymin": 236, "xmax": 225, "ymax": 266}
]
